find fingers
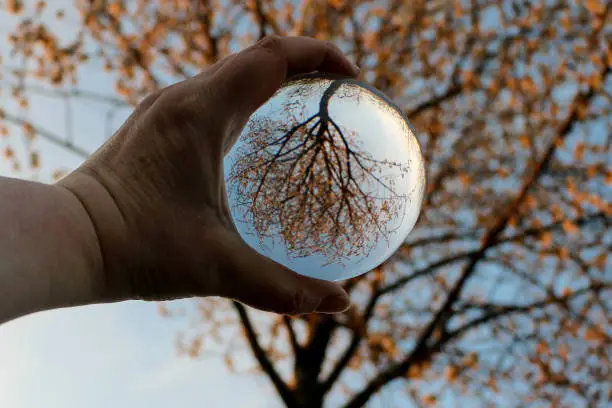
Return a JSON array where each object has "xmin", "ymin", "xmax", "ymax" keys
[
  {"xmin": 213, "ymin": 228, "xmax": 350, "ymax": 315},
  {"xmin": 252, "ymin": 35, "xmax": 360, "ymax": 80},
  {"xmin": 210, "ymin": 36, "xmax": 360, "ymax": 118}
]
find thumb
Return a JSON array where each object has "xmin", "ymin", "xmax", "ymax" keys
[{"xmin": 214, "ymin": 229, "xmax": 350, "ymax": 315}]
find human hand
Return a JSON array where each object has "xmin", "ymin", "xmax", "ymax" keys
[{"xmin": 59, "ymin": 36, "xmax": 359, "ymax": 315}]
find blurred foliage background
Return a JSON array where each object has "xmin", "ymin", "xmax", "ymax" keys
[{"xmin": 1, "ymin": 0, "xmax": 610, "ymax": 407}]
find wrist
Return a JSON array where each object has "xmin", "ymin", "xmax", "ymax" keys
[
  {"xmin": 57, "ymin": 170, "xmax": 132, "ymax": 303},
  {"xmin": 50, "ymin": 182, "xmax": 107, "ymax": 307},
  {"xmin": 0, "ymin": 177, "xmax": 105, "ymax": 322}
]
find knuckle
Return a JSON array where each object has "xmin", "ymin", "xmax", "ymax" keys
[
  {"xmin": 164, "ymin": 83, "xmax": 204, "ymax": 116},
  {"xmin": 247, "ymin": 35, "xmax": 286, "ymax": 78},
  {"xmin": 160, "ymin": 94, "xmax": 194, "ymax": 120},
  {"xmin": 147, "ymin": 91, "xmax": 204, "ymax": 136},
  {"xmin": 256, "ymin": 34, "xmax": 283, "ymax": 54}
]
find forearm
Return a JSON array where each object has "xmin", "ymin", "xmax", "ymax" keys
[{"xmin": 0, "ymin": 176, "xmax": 103, "ymax": 324}]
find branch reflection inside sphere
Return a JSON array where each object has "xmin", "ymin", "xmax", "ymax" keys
[{"xmin": 224, "ymin": 74, "xmax": 425, "ymax": 281}]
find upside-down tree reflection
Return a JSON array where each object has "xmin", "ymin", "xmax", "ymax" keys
[{"xmin": 228, "ymin": 77, "xmax": 412, "ymax": 263}]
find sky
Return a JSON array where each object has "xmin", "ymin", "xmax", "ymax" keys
[
  {"xmin": 0, "ymin": 301, "xmax": 281, "ymax": 408},
  {"xmin": 0, "ymin": 3, "xmax": 284, "ymax": 408}
]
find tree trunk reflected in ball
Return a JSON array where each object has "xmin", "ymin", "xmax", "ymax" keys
[{"xmin": 224, "ymin": 73, "xmax": 426, "ymax": 281}]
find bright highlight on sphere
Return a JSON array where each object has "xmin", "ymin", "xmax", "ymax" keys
[{"xmin": 224, "ymin": 73, "xmax": 426, "ymax": 281}]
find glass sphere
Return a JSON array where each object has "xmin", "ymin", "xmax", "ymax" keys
[{"xmin": 224, "ymin": 73, "xmax": 425, "ymax": 281}]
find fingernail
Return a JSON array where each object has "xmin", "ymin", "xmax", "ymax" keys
[
  {"xmin": 315, "ymin": 293, "xmax": 351, "ymax": 313},
  {"xmin": 351, "ymin": 63, "xmax": 360, "ymax": 76}
]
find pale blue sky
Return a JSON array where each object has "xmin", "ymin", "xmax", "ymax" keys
[{"xmin": 0, "ymin": 302, "xmax": 281, "ymax": 408}]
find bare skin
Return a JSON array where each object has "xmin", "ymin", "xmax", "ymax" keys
[{"xmin": 0, "ymin": 36, "xmax": 357, "ymax": 324}]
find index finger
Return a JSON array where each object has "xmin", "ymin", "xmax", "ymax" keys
[
  {"xmin": 212, "ymin": 36, "xmax": 360, "ymax": 113},
  {"xmin": 259, "ymin": 35, "xmax": 360, "ymax": 79}
]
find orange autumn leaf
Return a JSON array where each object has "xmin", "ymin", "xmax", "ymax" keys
[
  {"xmin": 576, "ymin": 103, "xmax": 588, "ymax": 120},
  {"xmin": 108, "ymin": 1, "xmax": 125, "ymax": 18},
  {"xmin": 574, "ymin": 142, "xmax": 585, "ymax": 161},
  {"xmin": 593, "ymin": 252, "xmax": 608, "ymax": 269},
  {"xmin": 587, "ymin": 165, "xmax": 597, "ymax": 178},
  {"xmin": 463, "ymin": 353, "xmax": 479, "ymax": 368},
  {"xmin": 584, "ymin": 327, "xmax": 605, "ymax": 341},
  {"xmin": 589, "ymin": 73, "xmax": 603, "ymax": 89},
  {"xmin": 422, "ymin": 394, "xmax": 437, "ymax": 406},
  {"xmin": 22, "ymin": 122, "xmax": 35, "ymax": 138},
  {"xmin": 30, "ymin": 151, "xmax": 40, "ymax": 169},
  {"xmin": 520, "ymin": 77, "xmax": 537, "ymax": 93},
  {"xmin": 525, "ymin": 194, "xmax": 538, "ymax": 209},
  {"xmin": 187, "ymin": 336, "xmax": 202, "ymax": 358},
  {"xmin": 550, "ymin": 204, "xmax": 564, "ymax": 220},
  {"xmin": 224, "ymin": 355, "xmax": 234, "ymax": 372},
  {"xmin": 444, "ymin": 365, "xmax": 459, "ymax": 381},
  {"xmin": 558, "ymin": 344, "xmax": 570, "ymax": 360},
  {"xmin": 406, "ymin": 363, "xmax": 423, "ymax": 379},
  {"xmin": 497, "ymin": 167, "xmax": 510, "ymax": 178},
  {"xmin": 562, "ymin": 219, "xmax": 579, "ymax": 235},
  {"xmin": 35, "ymin": 1, "xmax": 46, "ymax": 12},
  {"xmin": 18, "ymin": 97, "xmax": 29, "ymax": 109},
  {"xmin": 585, "ymin": 0, "xmax": 606, "ymax": 15},
  {"xmin": 3, "ymin": 146, "xmax": 15, "ymax": 159},
  {"xmin": 488, "ymin": 377, "xmax": 499, "ymax": 393},
  {"xmin": 7, "ymin": 0, "xmax": 24, "ymax": 14},
  {"xmin": 536, "ymin": 341, "xmax": 549, "ymax": 354},
  {"xmin": 540, "ymin": 231, "xmax": 553, "ymax": 247},
  {"xmin": 157, "ymin": 303, "xmax": 170, "ymax": 317},
  {"xmin": 458, "ymin": 173, "xmax": 471, "ymax": 186}
]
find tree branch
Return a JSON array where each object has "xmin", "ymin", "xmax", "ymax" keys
[
  {"xmin": 194, "ymin": 0, "xmax": 220, "ymax": 62},
  {"xmin": 382, "ymin": 250, "xmax": 479, "ymax": 296},
  {"xmin": 322, "ymin": 249, "xmax": 476, "ymax": 393},
  {"xmin": 322, "ymin": 288, "xmax": 381, "ymax": 392},
  {"xmin": 342, "ymin": 61, "xmax": 609, "ymax": 408},
  {"xmin": 299, "ymin": 317, "xmax": 336, "ymax": 382},
  {"xmin": 283, "ymin": 316, "xmax": 301, "ymax": 356},
  {"xmin": 233, "ymin": 302, "xmax": 296, "ymax": 407},
  {"xmin": 252, "ymin": 0, "xmax": 281, "ymax": 39},
  {"xmin": 321, "ymin": 209, "xmax": 606, "ymax": 394},
  {"xmin": 1, "ymin": 111, "xmax": 90, "ymax": 159},
  {"xmin": 405, "ymin": 230, "xmax": 479, "ymax": 248},
  {"xmin": 9, "ymin": 83, "xmax": 130, "ymax": 107},
  {"xmin": 432, "ymin": 282, "xmax": 611, "ymax": 350}
]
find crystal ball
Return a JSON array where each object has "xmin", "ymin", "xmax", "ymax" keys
[{"xmin": 223, "ymin": 73, "xmax": 425, "ymax": 281}]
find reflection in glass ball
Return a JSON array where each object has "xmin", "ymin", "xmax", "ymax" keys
[{"xmin": 224, "ymin": 73, "xmax": 426, "ymax": 281}]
